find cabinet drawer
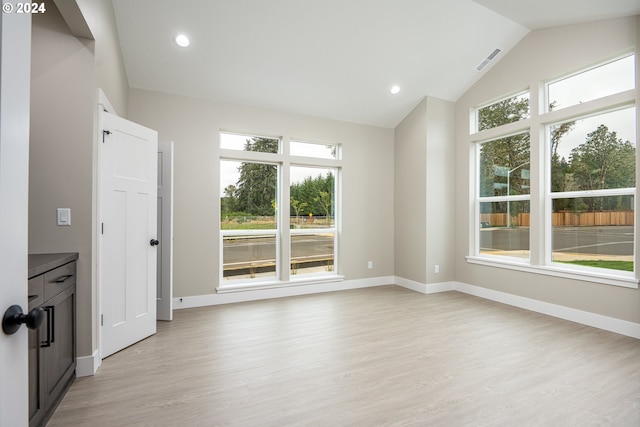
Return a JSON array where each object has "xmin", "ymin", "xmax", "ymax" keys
[
  {"xmin": 44, "ymin": 262, "xmax": 76, "ymax": 300},
  {"xmin": 28, "ymin": 275, "xmax": 44, "ymax": 309}
]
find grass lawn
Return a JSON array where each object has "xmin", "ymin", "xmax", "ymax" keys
[{"xmin": 560, "ymin": 260, "xmax": 634, "ymax": 272}]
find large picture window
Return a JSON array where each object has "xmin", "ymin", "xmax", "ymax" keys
[
  {"xmin": 471, "ymin": 54, "xmax": 637, "ymax": 285},
  {"xmin": 220, "ymin": 133, "xmax": 341, "ymax": 289}
]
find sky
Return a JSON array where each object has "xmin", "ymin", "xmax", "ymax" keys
[{"xmin": 549, "ymin": 55, "xmax": 636, "ymax": 160}]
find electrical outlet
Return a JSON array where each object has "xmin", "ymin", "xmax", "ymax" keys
[
  {"xmin": 367, "ymin": 261, "xmax": 373, "ymax": 269},
  {"xmin": 435, "ymin": 265, "xmax": 440, "ymax": 274}
]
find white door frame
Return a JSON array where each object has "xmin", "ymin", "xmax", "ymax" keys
[
  {"xmin": 95, "ymin": 89, "xmax": 116, "ymax": 364},
  {"xmin": 157, "ymin": 141, "xmax": 174, "ymax": 321},
  {"xmin": 0, "ymin": 7, "xmax": 32, "ymax": 426}
]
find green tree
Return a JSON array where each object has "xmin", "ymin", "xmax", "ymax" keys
[
  {"xmin": 568, "ymin": 124, "xmax": 635, "ymax": 210},
  {"xmin": 220, "ymin": 184, "xmax": 239, "ymax": 216},
  {"xmin": 290, "ymin": 172, "xmax": 334, "ymax": 217},
  {"xmin": 234, "ymin": 138, "xmax": 278, "ymax": 215},
  {"xmin": 478, "ymin": 95, "xmax": 529, "ymax": 131},
  {"xmin": 290, "ymin": 197, "xmax": 308, "ymax": 223},
  {"xmin": 314, "ymin": 191, "xmax": 332, "ymax": 218}
]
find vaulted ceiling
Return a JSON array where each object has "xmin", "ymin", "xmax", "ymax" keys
[{"xmin": 111, "ymin": 0, "xmax": 640, "ymax": 128}]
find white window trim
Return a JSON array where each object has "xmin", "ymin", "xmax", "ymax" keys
[
  {"xmin": 468, "ymin": 54, "xmax": 638, "ymax": 289},
  {"xmin": 218, "ymin": 134, "xmax": 342, "ymax": 292}
]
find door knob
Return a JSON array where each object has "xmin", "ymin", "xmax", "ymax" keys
[
  {"xmin": 150, "ymin": 239, "xmax": 160, "ymax": 246},
  {"xmin": 2, "ymin": 305, "xmax": 45, "ymax": 335}
]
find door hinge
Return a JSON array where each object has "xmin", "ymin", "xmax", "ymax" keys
[
  {"xmin": 101, "ymin": 223, "xmax": 104, "ymax": 234},
  {"xmin": 102, "ymin": 130, "xmax": 111, "ymax": 143},
  {"xmin": 101, "ymin": 314, "xmax": 104, "ymax": 326}
]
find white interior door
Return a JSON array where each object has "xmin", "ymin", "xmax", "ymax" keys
[
  {"xmin": 157, "ymin": 141, "xmax": 174, "ymax": 321},
  {"xmin": 0, "ymin": 8, "xmax": 31, "ymax": 426},
  {"xmin": 100, "ymin": 111, "xmax": 158, "ymax": 358}
]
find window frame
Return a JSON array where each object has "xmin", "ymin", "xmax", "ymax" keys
[
  {"xmin": 218, "ymin": 134, "xmax": 343, "ymax": 292},
  {"xmin": 468, "ymin": 53, "xmax": 638, "ymax": 289}
]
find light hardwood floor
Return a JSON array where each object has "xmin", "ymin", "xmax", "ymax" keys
[{"xmin": 48, "ymin": 286, "xmax": 640, "ymax": 426}]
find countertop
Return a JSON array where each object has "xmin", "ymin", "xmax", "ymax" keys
[{"xmin": 28, "ymin": 253, "xmax": 79, "ymax": 278}]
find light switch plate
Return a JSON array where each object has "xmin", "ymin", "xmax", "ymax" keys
[{"xmin": 57, "ymin": 208, "xmax": 71, "ymax": 226}]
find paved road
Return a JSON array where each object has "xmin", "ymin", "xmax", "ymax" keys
[
  {"xmin": 223, "ymin": 234, "xmax": 333, "ymax": 266},
  {"xmin": 222, "ymin": 226, "xmax": 633, "ymax": 267},
  {"xmin": 480, "ymin": 226, "xmax": 633, "ymax": 255}
]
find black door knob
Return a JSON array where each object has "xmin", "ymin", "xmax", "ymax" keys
[
  {"xmin": 2, "ymin": 305, "xmax": 45, "ymax": 335},
  {"xmin": 150, "ymin": 239, "xmax": 160, "ymax": 246}
]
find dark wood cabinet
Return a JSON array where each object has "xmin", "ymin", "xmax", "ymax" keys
[{"xmin": 28, "ymin": 254, "xmax": 77, "ymax": 427}]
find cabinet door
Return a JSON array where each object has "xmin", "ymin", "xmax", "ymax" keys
[{"xmin": 43, "ymin": 285, "xmax": 76, "ymax": 410}]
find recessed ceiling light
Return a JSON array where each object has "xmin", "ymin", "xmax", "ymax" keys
[
  {"xmin": 175, "ymin": 34, "xmax": 190, "ymax": 47},
  {"xmin": 390, "ymin": 85, "xmax": 401, "ymax": 95}
]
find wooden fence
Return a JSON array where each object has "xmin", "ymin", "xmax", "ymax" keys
[{"xmin": 480, "ymin": 211, "xmax": 634, "ymax": 227}]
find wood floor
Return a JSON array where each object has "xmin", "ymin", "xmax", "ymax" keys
[{"xmin": 48, "ymin": 286, "xmax": 640, "ymax": 426}]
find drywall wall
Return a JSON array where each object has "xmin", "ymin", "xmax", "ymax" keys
[
  {"xmin": 394, "ymin": 97, "xmax": 456, "ymax": 285},
  {"xmin": 29, "ymin": 3, "xmax": 95, "ymax": 357},
  {"xmin": 128, "ymin": 88, "xmax": 395, "ymax": 298},
  {"xmin": 454, "ymin": 16, "xmax": 640, "ymax": 323},
  {"xmin": 76, "ymin": 0, "xmax": 129, "ymax": 116},
  {"xmin": 425, "ymin": 97, "xmax": 456, "ymax": 284},
  {"xmin": 394, "ymin": 99, "xmax": 427, "ymax": 283},
  {"xmin": 30, "ymin": 0, "xmax": 129, "ymax": 362}
]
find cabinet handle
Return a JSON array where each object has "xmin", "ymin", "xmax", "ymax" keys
[
  {"xmin": 50, "ymin": 305, "xmax": 55, "ymax": 344},
  {"xmin": 40, "ymin": 306, "xmax": 54, "ymax": 347},
  {"xmin": 55, "ymin": 275, "xmax": 73, "ymax": 283}
]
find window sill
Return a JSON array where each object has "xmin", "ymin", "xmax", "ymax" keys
[
  {"xmin": 216, "ymin": 274, "xmax": 345, "ymax": 293},
  {"xmin": 466, "ymin": 255, "xmax": 638, "ymax": 289}
]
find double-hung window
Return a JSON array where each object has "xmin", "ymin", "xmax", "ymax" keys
[
  {"xmin": 476, "ymin": 93, "xmax": 531, "ymax": 260},
  {"xmin": 219, "ymin": 132, "xmax": 341, "ymax": 290},
  {"xmin": 470, "ymin": 54, "xmax": 637, "ymax": 286}
]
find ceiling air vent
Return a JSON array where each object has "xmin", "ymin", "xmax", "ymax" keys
[{"xmin": 476, "ymin": 48, "xmax": 501, "ymax": 71}]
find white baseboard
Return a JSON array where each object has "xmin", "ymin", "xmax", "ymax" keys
[
  {"xmin": 76, "ymin": 349, "xmax": 101, "ymax": 377},
  {"xmin": 395, "ymin": 277, "xmax": 640, "ymax": 340},
  {"xmin": 174, "ymin": 275, "xmax": 640, "ymax": 340},
  {"xmin": 452, "ymin": 281, "xmax": 640, "ymax": 340},
  {"xmin": 173, "ymin": 276, "xmax": 396, "ymax": 309},
  {"xmin": 395, "ymin": 277, "xmax": 454, "ymax": 294}
]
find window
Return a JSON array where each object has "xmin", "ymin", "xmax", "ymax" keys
[
  {"xmin": 549, "ymin": 107, "xmax": 636, "ymax": 272},
  {"xmin": 290, "ymin": 140, "xmax": 338, "ymax": 159},
  {"xmin": 477, "ymin": 92, "xmax": 530, "ymax": 132},
  {"xmin": 220, "ymin": 133, "xmax": 341, "ymax": 289},
  {"xmin": 478, "ymin": 132, "xmax": 531, "ymax": 259},
  {"xmin": 220, "ymin": 159, "xmax": 278, "ymax": 280},
  {"xmin": 290, "ymin": 166, "xmax": 336, "ymax": 275},
  {"xmin": 471, "ymin": 54, "xmax": 637, "ymax": 285},
  {"xmin": 547, "ymin": 55, "xmax": 635, "ymax": 111},
  {"xmin": 220, "ymin": 132, "xmax": 279, "ymax": 153}
]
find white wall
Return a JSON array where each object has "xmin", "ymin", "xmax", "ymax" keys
[
  {"xmin": 76, "ymin": 0, "xmax": 129, "ymax": 117},
  {"xmin": 128, "ymin": 88, "xmax": 395, "ymax": 299},
  {"xmin": 29, "ymin": 0, "xmax": 129, "ymax": 361},
  {"xmin": 394, "ymin": 99, "xmax": 427, "ymax": 283},
  {"xmin": 454, "ymin": 16, "xmax": 640, "ymax": 324},
  {"xmin": 29, "ymin": 2, "xmax": 95, "ymax": 357},
  {"xmin": 425, "ymin": 97, "xmax": 456, "ymax": 284},
  {"xmin": 394, "ymin": 96, "xmax": 456, "ymax": 285}
]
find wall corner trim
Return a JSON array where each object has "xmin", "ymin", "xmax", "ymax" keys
[{"xmin": 76, "ymin": 350, "xmax": 101, "ymax": 377}]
